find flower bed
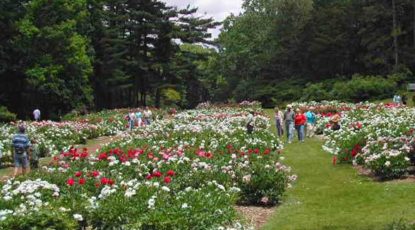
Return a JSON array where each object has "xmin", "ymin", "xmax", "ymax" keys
[
  {"xmin": 0, "ymin": 111, "xmax": 129, "ymax": 165},
  {"xmin": 300, "ymin": 101, "xmax": 415, "ymax": 180},
  {"xmin": 0, "ymin": 106, "xmax": 294, "ymax": 229}
]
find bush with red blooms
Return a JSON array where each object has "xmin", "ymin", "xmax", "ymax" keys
[{"xmin": 0, "ymin": 106, "xmax": 293, "ymax": 229}]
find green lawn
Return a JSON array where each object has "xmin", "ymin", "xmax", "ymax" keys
[{"xmin": 263, "ymin": 109, "xmax": 415, "ymax": 230}]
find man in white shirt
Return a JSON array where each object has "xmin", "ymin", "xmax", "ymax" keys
[{"xmin": 33, "ymin": 109, "xmax": 41, "ymax": 121}]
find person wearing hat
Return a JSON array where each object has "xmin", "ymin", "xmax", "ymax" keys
[
  {"xmin": 294, "ymin": 108, "xmax": 306, "ymax": 142},
  {"xmin": 12, "ymin": 124, "xmax": 31, "ymax": 177},
  {"xmin": 330, "ymin": 114, "xmax": 341, "ymax": 131},
  {"xmin": 284, "ymin": 105, "xmax": 295, "ymax": 143}
]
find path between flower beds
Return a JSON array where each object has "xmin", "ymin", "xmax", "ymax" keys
[
  {"xmin": 258, "ymin": 109, "xmax": 415, "ymax": 229},
  {"xmin": 0, "ymin": 135, "xmax": 119, "ymax": 181},
  {"xmin": 261, "ymin": 139, "xmax": 415, "ymax": 229}
]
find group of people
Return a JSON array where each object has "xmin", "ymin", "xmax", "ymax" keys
[
  {"xmin": 275, "ymin": 105, "xmax": 317, "ymax": 143},
  {"xmin": 393, "ymin": 94, "xmax": 407, "ymax": 105},
  {"xmin": 127, "ymin": 107, "xmax": 153, "ymax": 131}
]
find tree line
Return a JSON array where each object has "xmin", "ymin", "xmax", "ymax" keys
[
  {"xmin": 2, "ymin": 0, "xmax": 415, "ymax": 119},
  {"xmin": 0, "ymin": 0, "xmax": 217, "ymax": 119},
  {"xmin": 211, "ymin": 0, "xmax": 415, "ymax": 106}
]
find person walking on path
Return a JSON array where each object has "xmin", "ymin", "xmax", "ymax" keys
[
  {"xmin": 33, "ymin": 109, "xmax": 41, "ymax": 121},
  {"xmin": 12, "ymin": 125, "xmax": 31, "ymax": 177},
  {"xmin": 294, "ymin": 109, "xmax": 306, "ymax": 142},
  {"xmin": 284, "ymin": 105, "xmax": 295, "ymax": 143},
  {"xmin": 274, "ymin": 107, "xmax": 284, "ymax": 137},
  {"xmin": 246, "ymin": 111, "xmax": 255, "ymax": 134},
  {"xmin": 305, "ymin": 108, "xmax": 317, "ymax": 138}
]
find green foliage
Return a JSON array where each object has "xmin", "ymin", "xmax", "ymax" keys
[
  {"xmin": 332, "ymin": 75, "xmax": 396, "ymax": 102},
  {"xmin": 0, "ymin": 106, "xmax": 16, "ymax": 122},
  {"xmin": 0, "ymin": 209, "xmax": 78, "ymax": 229},
  {"xmin": 301, "ymin": 83, "xmax": 332, "ymax": 102},
  {"xmin": 162, "ymin": 88, "xmax": 181, "ymax": 106},
  {"xmin": 385, "ymin": 220, "xmax": 415, "ymax": 230}
]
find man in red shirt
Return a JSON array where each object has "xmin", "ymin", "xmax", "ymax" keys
[{"xmin": 294, "ymin": 109, "xmax": 306, "ymax": 142}]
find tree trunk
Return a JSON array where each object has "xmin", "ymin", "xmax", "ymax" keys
[{"xmin": 392, "ymin": 0, "xmax": 399, "ymax": 68}]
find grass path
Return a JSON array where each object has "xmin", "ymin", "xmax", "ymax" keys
[{"xmin": 262, "ymin": 110, "xmax": 415, "ymax": 230}]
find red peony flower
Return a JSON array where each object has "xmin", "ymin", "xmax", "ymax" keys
[
  {"xmin": 146, "ymin": 174, "xmax": 153, "ymax": 180},
  {"xmin": 152, "ymin": 171, "xmax": 162, "ymax": 178},
  {"xmin": 166, "ymin": 170, "xmax": 175, "ymax": 176},
  {"xmin": 75, "ymin": 171, "xmax": 82, "ymax": 177},
  {"xmin": 108, "ymin": 179, "xmax": 115, "ymax": 186},
  {"xmin": 101, "ymin": 177, "xmax": 109, "ymax": 185},
  {"xmin": 67, "ymin": 178, "xmax": 75, "ymax": 186},
  {"xmin": 164, "ymin": 176, "xmax": 172, "ymax": 184},
  {"xmin": 92, "ymin": 171, "xmax": 100, "ymax": 177},
  {"xmin": 98, "ymin": 152, "xmax": 108, "ymax": 161},
  {"xmin": 79, "ymin": 178, "xmax": 86, "ymax": 185},
  {"xmin": 205, "ymin": 152, "xmax": 213, "ymax": 159},
  {"xmin": 263, "ymin": 149, "xmax": 271, "ymax": 155}
]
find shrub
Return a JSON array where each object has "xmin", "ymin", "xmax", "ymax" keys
[
  {"xmin": 332, "ymin": 75, "xmax": 396, "ymax": 102},
  {"xmin": 301, "ymin": 83, "xmax": 332, "ymax": 102},
  {"xmin": 0, "ymin": 209, "xmax": 78, "ymax": 229},
  {"xmin": 0, "ymin": 106, "xmax": 16, "ymax": 122}
]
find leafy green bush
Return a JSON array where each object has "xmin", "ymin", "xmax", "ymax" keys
[
  {"xmin": 0, "ymin": 106, "xmax": 16, "ymax": 122},
  {"xmin": 332, "ymin": 75, "xmax": 396, "ymax": 102},
  {"xmin": 301, "ymin": 83, "xmax": 332, "ymax": 102},
  {"xmin": 0, "ymin": 209, "xmax": 78, "ymax": 229}
]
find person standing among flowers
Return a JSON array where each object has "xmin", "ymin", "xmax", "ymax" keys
[
  {"xmin": 393, "ymin": 94, "xmax": 401, "ymax": 105},
  {"xmin": 29, "ymin": 139, "xmax": 40, "ymax": 169},
  {"xmin": 305, "ymin": 108, "xmax": 317, "ymax": 138},
  {"xmin": 144, "ymin": 107, "xmax": 152, "ymax": 125},
  {"xmin": 12, "ymin": 125, "xmax": 31, "ymax": 177},
  {"xmin": 33, "ymin": 109, "xmax": 41, "ymax": 121},
  {"xmin": 330, "ymin": 114, "xmax": 341, "ymax": 131},
  {"xmin": 274, "ymin": 107, "xmax": 284, "ymax": 137},
  {"xmin": 128, "ymin": 111, "xmax": 136, "ymax": 131},
  {"xmin": 136, "ymin": 109, "xmax": 143, "ymax": 127},
  {"xmin": 284, "ymin": 105, "xmax": 295, "ymax": 143},
  {"xmin": 246, "ymin": 111, "xmax": 255, "ymax": 134},
  {"xmin": 294, "ymin": 109, "xmax": 306, "ymax": 142}
]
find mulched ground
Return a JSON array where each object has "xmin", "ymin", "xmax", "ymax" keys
[
  {"xmin": 235, "ymin": 205, "xmax": 277, "ymax": 229},
  {"xmin": 354, "ymin": 165, "xmax": 415, "ymax": 182}
]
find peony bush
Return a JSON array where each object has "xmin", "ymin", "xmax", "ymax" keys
[
  {"xmin": 296, "ymin": 101, "xmax": 413, "ymax": 180},
  {"xmin": 0, "ymin": 105, "xmax": 294, "ymax": 229}
]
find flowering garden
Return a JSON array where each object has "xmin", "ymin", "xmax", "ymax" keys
[
  {"xmin": 295, "ymin": 101, "xmax": 415, "ymax": 180},
  {"xmin": 0, "ymin": 105, "xmax": 294, "ymax": 229}
]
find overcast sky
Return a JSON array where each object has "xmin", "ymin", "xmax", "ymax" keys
[{"xmin": 163, "ymin": 0, "xmax": 243, "ymax": 38}]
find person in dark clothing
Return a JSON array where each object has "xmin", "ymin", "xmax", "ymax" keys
[
  {"xmin": 402, "ymin": 94, "xmax": 407, "ymax": 105},
  {"xmin": 246, "ymin": 111, "xmax": 255, "ymax": 134}
]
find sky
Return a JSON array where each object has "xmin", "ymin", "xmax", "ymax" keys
[{"xmin": 163, "ymin": 0, "xmax": 243, "ymax": 38}]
